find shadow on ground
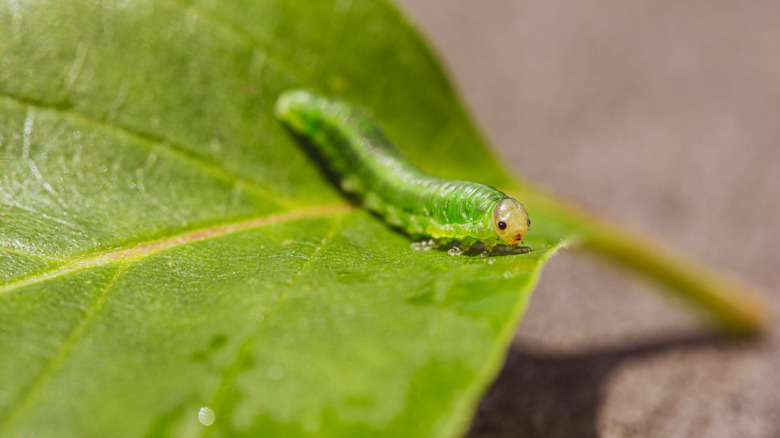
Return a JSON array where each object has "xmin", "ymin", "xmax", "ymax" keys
[{"xmin": 467, "ymin": 334, "xmax": 748, "ymax": 438}]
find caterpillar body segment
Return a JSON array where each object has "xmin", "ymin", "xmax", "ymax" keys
[{"xmin": 274, "ymin": 90, "xmax": 530, "ymax": 251}]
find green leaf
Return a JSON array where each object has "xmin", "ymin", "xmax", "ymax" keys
[
  {"xmin": 0, "ymin": 1, "xmax": 562, "ymax": 436},
  {"xmin": 0, "ymin": 0, "xmax": 767, "ymax": 437}
]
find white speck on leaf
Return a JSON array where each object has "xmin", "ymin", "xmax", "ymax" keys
[
  {"xmin": 21, "ymin": 108, "xmax": 34, "ymax": 160},
  {"xmin": 64, "ymin": 42, "xmax": 90, "ymax": 91},
  {"xmin": 197, "ymin": 407, "xmax": 215, "ymax": 426}
]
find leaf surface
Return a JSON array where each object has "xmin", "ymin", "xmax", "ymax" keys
[
  {"xmin": 0, "ymin": 1, "xmax": 572, "ymax": 436},
  {"xmin": 3, "ymin": 0, "xmax": 765, "ymax": 437}
]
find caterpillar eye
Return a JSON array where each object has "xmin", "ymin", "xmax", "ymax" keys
[{"xmin": 498, "ymin": 221, "xmax": 507, "ymax": 230}]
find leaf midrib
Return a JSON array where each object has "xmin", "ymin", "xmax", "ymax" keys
[
  {"xmin": 0, "ymin": 209, "xmax": 352, "ymax": 434},
  {"xmin": 0, "ymin": 203, "xmax": 353, "ymax": 296}
]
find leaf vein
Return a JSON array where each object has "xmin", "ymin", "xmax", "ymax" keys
[
  {"xmin": 0, "ymin": 93, "xmax": 299, "ymax": 208},
  {"xmin": 0, "ymin": 265, "xmax": 128, "ymax": 433},
  {"xmin": 169, "ymin": 0, "xmax": 306, "ymax": 83},
  {"xmin": 0, "ymin": 247, "xmax": 65, "ymax": 263},
  {"xmin": 0, "ymin": 204, "xmax": 353, "ymax": 296},
  {"xmin": 198, "ymin": 214, "xmax": 348, "ymax": 436}
]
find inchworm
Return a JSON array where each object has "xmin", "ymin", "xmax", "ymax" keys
[{"xmin": 274, "ymin": 89, "xmax": 530, "ymax": 252}]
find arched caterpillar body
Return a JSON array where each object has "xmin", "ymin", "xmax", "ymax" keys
[{"xmin": 274, "ymin": 90, "xmax": 530, "ymax": 251}]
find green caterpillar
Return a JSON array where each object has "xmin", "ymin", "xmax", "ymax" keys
[{"xmin": 274, "ymin": 90, "xmax": 530, "ymax": 253}]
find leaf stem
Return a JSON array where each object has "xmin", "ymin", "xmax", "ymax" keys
[{"xmin": 524, "ymin": 190, "xmax": 772, "ymax": 335}]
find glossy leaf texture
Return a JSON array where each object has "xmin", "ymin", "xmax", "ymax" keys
[{"xmin": 0, "ymin": 1, "xmax": 572, "ymax": 437}]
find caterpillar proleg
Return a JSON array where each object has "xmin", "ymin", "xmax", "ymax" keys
[{"xmin": 274, "ymin": 90, "xmax": 530, "ymax": 252}]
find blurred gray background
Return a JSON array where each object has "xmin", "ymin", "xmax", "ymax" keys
[{"xmin": 396, "ymin": 1, "xmax": 780, "ymax": 437}]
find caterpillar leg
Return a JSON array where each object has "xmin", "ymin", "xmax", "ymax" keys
[
  {"xmin": 430, "ymin": 237, "xmax": 453, "ymax": 248},
  {"xmin": 458, "ymin": 237, "xmax": 477, "ymax": 252},
  {"xmin": 489, "ymin": 244, "xmax": 532, "ymax": 256}
]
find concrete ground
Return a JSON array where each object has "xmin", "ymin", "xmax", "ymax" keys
[{"xmin": 396, "ymin": 1, "xmax": 780, "ymax": 437}]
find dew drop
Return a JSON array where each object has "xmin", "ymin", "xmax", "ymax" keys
[
  {"xmin": 198, "ymin": 407, "xmax": 215, "ymax": 426},
  {"xmin": 447, "ymin": 246, "xmax": 464, "ymax": 256},
  {"xmin": 411, "ymin": 239, "xmax": 437, "ymax": 251}
]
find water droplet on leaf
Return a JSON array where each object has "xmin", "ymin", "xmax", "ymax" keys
[
  {"xmin": 198, "ymin": 407, "xmax": 215, "ymax": 426},
  {"xmin": 447, "ymin": 246, "xmax": 464, "ymax": 256}
]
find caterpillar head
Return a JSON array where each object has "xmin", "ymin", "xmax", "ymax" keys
[{"xmin": 491, "ymin": 198, "xmax": 530, "ymax": 245}]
